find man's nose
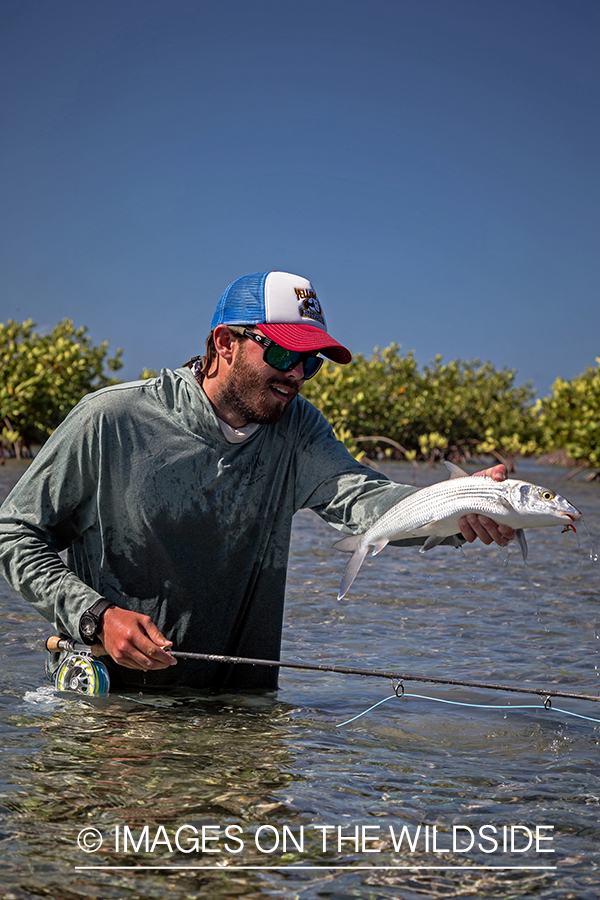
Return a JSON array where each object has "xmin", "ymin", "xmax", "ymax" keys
[{"xmin": 288, "ymin": 360, "xmax": 306, "ymax": 381}]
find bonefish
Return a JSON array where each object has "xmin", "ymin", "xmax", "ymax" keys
[{"xmin": 334, "ymin": 462, "xmax": 581, "ymax": 600}]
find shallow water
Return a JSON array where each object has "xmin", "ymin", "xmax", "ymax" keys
[{"xmin": 1, "ymin": 458, "xmax": 599, "ymax": 899}]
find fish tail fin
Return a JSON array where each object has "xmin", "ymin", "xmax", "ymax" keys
[
  {"xmin": 338, "ymin": 543, "xmax": 370, "ymax": 600},
  {"xmin": 333, "ymin": 535, "xmax": 361, "ymax": 553}
]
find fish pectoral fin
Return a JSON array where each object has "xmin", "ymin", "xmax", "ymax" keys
[
  {"xmin": 496, "ymin": 496, "xmax": 514, "ymax": 512},
  {"xmin": 371, "ymin": 538, "xmax": 389, "ymax": 557},
  {"xmin": 419, "ymin": 534, "xmax": 447, "ymax": 553},
  {"xmin": 514, "ymin": 528, "xmax": 528, "ymax": 561},
  {"xmin": 411, "ymin": 518, "xmax": 438, "ymax": 531},
  {"xmin": 444, "ymin": 461, "xmax": 469, "ymax": 479},
  {"xmin": 333, "ymin": 535, "xmax": 361, "ymax": 553}
]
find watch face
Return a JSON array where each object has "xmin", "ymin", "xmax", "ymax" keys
[{"xmin": 80, "ymin": 612, "xmax": 97, "ymax": 638}]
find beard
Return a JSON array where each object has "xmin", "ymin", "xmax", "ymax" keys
[{"xmin": 217, "ymin": 341, "xmax": 300, "ymax": 425}]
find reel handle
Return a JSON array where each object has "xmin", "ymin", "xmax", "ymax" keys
[{"xmin": 46, "ymin": 635, "xmax": 108, "ymax": 657}]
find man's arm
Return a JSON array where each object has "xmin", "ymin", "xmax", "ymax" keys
[
  {"xmin": 0, "ymin": 505, "xmax": 176, "ymax": 672},
  {"xmin": 294, "ymin": 402, "xmax": 515, "ymax": 548},
  {"xmin": 0, "ymin": 400, "xmax": 175, "ymax": 672}
]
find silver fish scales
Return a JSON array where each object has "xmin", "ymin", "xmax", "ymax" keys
[{"xmin": 334, "ymin": 462, "xmax": 581, "ymax": 600}]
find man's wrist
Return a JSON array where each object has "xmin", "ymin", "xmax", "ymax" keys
[{"xmin": 79, "ymin": 598, "xmax": 116, "ymax": 644}]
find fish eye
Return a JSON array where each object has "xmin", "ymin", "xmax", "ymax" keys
[{"xmin": 541, "ymin": 490, "xmax": 555, "ymax": 501}]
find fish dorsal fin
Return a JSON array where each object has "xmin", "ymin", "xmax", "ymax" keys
[{"xmin": 444, "ymin": 461, "xmax": 469, "ymax": 479}]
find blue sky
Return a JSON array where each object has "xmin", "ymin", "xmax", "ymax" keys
[{"xmin": 1, "ymin": 0, "xmax": 598, "ymax": 394}]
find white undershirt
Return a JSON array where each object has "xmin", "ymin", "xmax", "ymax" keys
[{"xmin": 216, "ymin": 417, "xmax": 260, "ymax": 443}]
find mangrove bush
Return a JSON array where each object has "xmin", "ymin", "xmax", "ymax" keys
[
  {"xmin": 1, "ymin": 318, "xmax": 123, "ymax": 457},
  {"xmin": 302, "ymin": 344, "xmax": 540, "ymax": 465},
  {"xmin": 536, "ymin": 358, "xmax": 600, "ymax": 468}
]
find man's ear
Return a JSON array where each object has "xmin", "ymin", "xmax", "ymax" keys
[{"xmin": 212, "ymin": 325, "xmax": 238, "ymax": 363}]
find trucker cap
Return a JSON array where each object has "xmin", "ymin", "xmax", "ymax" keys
[{"xmin": 210, "ymin": 271, "xmax": 352, "ymax": 364}]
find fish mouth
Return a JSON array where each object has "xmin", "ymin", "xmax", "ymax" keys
[{"xmin": 560, "ymin": 511, "xmax": 582, "ymax": 522}]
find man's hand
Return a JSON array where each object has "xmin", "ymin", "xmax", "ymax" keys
[
  {"xmin": 458, "ymin": 463, "xmax": 515, "ymax": 547},
  {"xmin": 98, "ymin": 606, "xmax": 176, "ymax": 670}
]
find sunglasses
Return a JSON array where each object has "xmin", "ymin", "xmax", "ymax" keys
[{"xmin": 231, "ymin": 328, "xmax": 324, "ymax": 380}]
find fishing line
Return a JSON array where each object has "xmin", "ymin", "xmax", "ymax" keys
[
  {"xmin": 336, "ymin": 692, "xmax": 600, "ymax": 728},
  {"xmin": 581, "ymin": 518, "xmax": 599, "ymax": 562},
  {"xmin": 46, "ymin": 638, "xmax": 600, "ymax": 728}
]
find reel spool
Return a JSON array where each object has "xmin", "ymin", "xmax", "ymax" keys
[{"xmin": 55, "ymin": 653, "xmax": 110, "ymax": 696}]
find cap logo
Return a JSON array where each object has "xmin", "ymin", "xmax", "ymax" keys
[{"xmin": 295, "ymin": 287, "xmax": 325, "ymax": 325}]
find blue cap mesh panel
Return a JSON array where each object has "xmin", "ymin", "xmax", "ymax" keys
[{"xmin": 210, "ymin": 272, "xmax": 269, "ymax": 329}]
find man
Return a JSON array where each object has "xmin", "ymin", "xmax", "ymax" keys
[{"xmin": 0, "ymin": 271, "xmax": 514, "ymax": 690}]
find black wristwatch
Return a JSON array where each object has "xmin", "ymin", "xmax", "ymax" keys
[{"xmin": 79, "ymin": 599, "xmax": 116, "ymax": 644}]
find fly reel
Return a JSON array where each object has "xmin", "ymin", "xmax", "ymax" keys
[{"xmin": 55, "ymin": 653, "xmax": 110, "ymax": 696}]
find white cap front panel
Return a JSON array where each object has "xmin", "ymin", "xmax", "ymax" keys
[{"xmin": 263, "ymin": 271, "xmax": 328, "ymax": 331}]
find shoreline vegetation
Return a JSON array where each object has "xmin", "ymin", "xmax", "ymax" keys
[{"xmin": 1, "ymin": 319, "xmax": 598, "ymax": 479}]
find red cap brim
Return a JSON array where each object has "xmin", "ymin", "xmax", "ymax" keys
[{"xmin": 258, "ymin": 323, "xmax": 352, "ymax": 365}]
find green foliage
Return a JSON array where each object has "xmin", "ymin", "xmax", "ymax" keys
[
  {"xmin": 303, "ymin": 345, "xmax": 540, "ymax": 464},
  {"xmin": 3, "ymin": 316, "xmax": 596, "ymax": 470},
  {"xmin": 303, "ymin": 344, "xmax": 419, "ymax": 442},
  {"xmin": 536, "ymin": 358, "xmax": 600, "ymax": 467},
  {"xmin": 0, "ymin": 319, "xmax": 123, "ymax": 455},
  {"xmin": 139, "ymin": 367, "xmax": 159, "ymax": 380},
  {"xmin": 417, "ymin": 356, "xmax": 540, "ymax": 462},
  {"xmin": 331, "ymin": 424, "xmax": 365, "ymax": 463}
]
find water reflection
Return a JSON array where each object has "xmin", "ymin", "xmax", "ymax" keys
[{"xmin": 1, "ymin": 460, "xmax": 600, "ymax": 899}]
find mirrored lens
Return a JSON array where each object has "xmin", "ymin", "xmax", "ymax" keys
[
  {"xmin": 302, "ymin": 355, "xmax": 323, "ymax": 379},
  {"xmin": 264, "ymin": 343, "xmax": 298, "ymax": 371},
  {"xmin": 262, "ymin": 339, "xmax": 323, "ymax": 379}
]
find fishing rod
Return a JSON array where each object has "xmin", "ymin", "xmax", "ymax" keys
[{"xmin": 46, "ymin": 636, "xmax": 600, "ymax": 704}]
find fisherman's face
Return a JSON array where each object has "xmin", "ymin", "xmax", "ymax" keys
[{"xmin": 220, "ymin": 331, "xmax": 306, "ymax": 425}]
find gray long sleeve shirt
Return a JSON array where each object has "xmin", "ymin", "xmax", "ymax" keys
[{"xmin": 0, "ymin": 367, "xmax": 428, "ymax": 690}]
